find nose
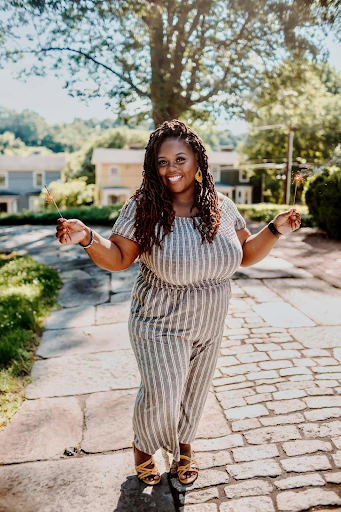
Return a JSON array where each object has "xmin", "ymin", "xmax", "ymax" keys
[{"xmin": 168, "ymin": 162, "xmax": 180, "ymax": 171}]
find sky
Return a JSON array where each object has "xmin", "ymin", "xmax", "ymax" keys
[{"xmin": 0, "ymin": 34, "xmax": 340, "ymax": 135}]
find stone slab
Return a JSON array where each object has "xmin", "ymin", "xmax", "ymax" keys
[
  {"xmin": 37, "ymin": 323, "xmax": 131, "ymax": 358},
  {"xmin": 112, "ymin": 274, "xmax": 137, "ymax": 294},
  {"xmin": 57, "ymin": 277, "xmax": 110, "ymax": 308},
  {"xmin": 25, "ymin": 350, "xmax": 140, "ymax": 398},
  {"xmin": 43, "ymin": 305, "xmax": 96, "ymax": 330},
  {"xmin": 0, "ymin": 451, "xmax": 174, "ymax": 512},
  {"xmin": 236, "ymin": 279, "xmax": 283, "ymax": 302},
  {"xmin": 253, "ymin": 302, "xmax": 315, "ymax": 328},
  {"xmin": 96, "ymin": 301, "xmax": 131, "ymax": 325},
  {"xmin": 60, "ymin": 269, "xmax": 90, "ymax": 280},
  {"xmin": 220, "ymin": 496, "xmax": 275, "ymax": 512},
  {"xmin": 289, "ymin": 326, "xmax": 341, "ymax": 349},
  {"xmin": 196, "ymin": 391, "xmax": 230, "ymax": 439},
  {"xmin": 111, "ymin": 291, "xmax": 133, "ymax": 303},
  {"xmin": 82, "ymin": 390, "xmax": 137, "ymax": 453},
  {"xmin": 265, "ymin": 278, "xmax": 341, "ymax": 325},
  {"xmin": 0, "ymin": 397, "xmax": 83, "ymax": 464}
]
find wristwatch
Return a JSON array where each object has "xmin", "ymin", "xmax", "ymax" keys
[
  {"xmin": 267, "ymin": 221, "xmax": 282, "ymax": 238},
  {"xmin": 79, "ymin": 228, "xmax": 94, "ymax": 248}
]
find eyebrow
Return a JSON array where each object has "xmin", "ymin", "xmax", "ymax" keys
[{"xmin": 158, "ymin": 152, "xmax": 187, "ymax": 159}]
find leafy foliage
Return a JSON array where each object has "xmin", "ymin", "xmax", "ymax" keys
[
  {"xmin": 41, "ymin": 177, "xmax": 95, "ymax": 208},
  {"xmin": 0, "ymin": 252, "xmax": 62, "ymax": 429},
  {"xmin": 237, "ymin": 203, "xmax": 313, "ymax": 226},
  {"xmin": 238, "ymin": 60, "xmax": 341, "ymax": 203},
  {"xmin": 2, "ymin": 1, "xmax": 339, "ymax": 125},
  {"xmin": 305, "ymin": 167, "xmax": 341, "ymax": 239},
  {"xmin": 0, "ymin": 205, "xmax": 121, "ymax": 226}
]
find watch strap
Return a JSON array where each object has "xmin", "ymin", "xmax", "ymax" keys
[
  {"xmin": 268, "ymin": 221, "xmax": 282, "ymax": 238},
  {"xmin": 79, "ymin": 228, "xmax": 94, "ymax": 248}
]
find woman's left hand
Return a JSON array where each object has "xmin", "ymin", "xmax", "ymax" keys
[{"xmin": 273, "ymin": 208, "xmax": 301, "ymax": 234}]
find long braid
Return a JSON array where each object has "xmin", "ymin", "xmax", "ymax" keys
[{"xmin": 130, "ymin": 119, "xmax": 221, "ymax": 255}]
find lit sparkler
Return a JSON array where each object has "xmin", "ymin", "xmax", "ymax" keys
[
  {"xmin": 44, "ymin": 184, "xmax": 71, "ymax": 241},
  {"xmin": 292, "ymin": 168, "xmax": 314, "ymax": 206}
]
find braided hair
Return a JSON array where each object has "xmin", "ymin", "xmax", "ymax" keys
[{"xmin": 130, "ymin": 119, "xmax": 221, "ymax": 255}]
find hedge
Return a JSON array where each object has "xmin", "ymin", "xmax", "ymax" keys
[
  {"xmin": 305, "ymin": 168, "xmax": 341, "ymax": 239},
  {"xmin": 0, "ymin": 203, "xmax": 313, "ymax": 227}
]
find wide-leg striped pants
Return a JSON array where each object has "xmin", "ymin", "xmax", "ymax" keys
[
  {"xmin": 130, "ymin": 333, "xmax": 222, "ymax": 462},
  {"xmin": 128, "ymin": 275, "xmax": 231, "ymax": 463}
]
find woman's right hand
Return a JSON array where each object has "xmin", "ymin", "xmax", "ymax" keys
[{"xmin": 56, "ymin": 218, "xmax": 89, "ymax": 245}]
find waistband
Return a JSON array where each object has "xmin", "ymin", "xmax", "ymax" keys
[{"xmin": 138, "ymin": 263, "xmax": 231, "ymax": 292}]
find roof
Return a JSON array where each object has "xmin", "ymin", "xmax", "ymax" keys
[
  {"xmin": 92, "ymin": 148, "xmax": 239, "ymax": 166},
  {"xmin": 0, "ymin": 191, "xmax": 20, "ymax": 196},
  {"xmin": 0, "ymin": 154, "xmax": 65, "ymax": 171}
]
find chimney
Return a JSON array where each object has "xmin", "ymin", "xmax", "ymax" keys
[
  {"xmin": 220, "ymin": 145, "xmax": 234, "ymax": 152},
  {"xmin": 129, "ymin": 144, "xmax": 143, "ymax": 150}
]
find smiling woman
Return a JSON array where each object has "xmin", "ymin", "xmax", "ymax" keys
[{"xmin": 55, "ymin": 119, "xmax": 301, "ymax": 487}]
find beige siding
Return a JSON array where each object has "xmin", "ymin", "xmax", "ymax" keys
[{"xmin": 101, "ymin": 163, "xmax": 143, "ymax": 188}]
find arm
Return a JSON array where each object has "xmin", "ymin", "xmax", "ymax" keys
[
  {"xmin": 56, "ymin": 219, "xmax": 140, "ymax": 272},
  {"xmin": 237, "ymin": 207, "xmax": 301, "ymax": 267}
]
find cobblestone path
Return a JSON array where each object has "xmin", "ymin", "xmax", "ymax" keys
[{"xmin": 0, "ymin": 224, "xmax": 341, "ymax": 512}]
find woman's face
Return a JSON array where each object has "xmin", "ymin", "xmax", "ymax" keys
[{"xmin": 157, "ymin": 137, "xmax": 198, "ymax": 194}]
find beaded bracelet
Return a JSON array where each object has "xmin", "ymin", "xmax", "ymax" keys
[{"xmin": 79, "ymin": 228, "xmax": 94, "ymax": 248}]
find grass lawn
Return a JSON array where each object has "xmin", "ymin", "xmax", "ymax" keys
[{"xmin": 0, "ymin": 252, "xmax": 63, "ymax": 430}]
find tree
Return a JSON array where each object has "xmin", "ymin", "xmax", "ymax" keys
[
  {"xmin": 0, "ymin": 132, "xmax": 27, "ymax": 154},
  {"xmin": 1, "ymin": 1, "xmax": 340, "ymax": 127},
  {"xmin": 239, "ymin": 60, "xmax": 341, "ymax": 203}
]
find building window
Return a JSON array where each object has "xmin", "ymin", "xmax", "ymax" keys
[
  {"xmin": 210, "ymin": 166, "xmax": 221, "ymax": 183},
  {"xmin": 0, "ymin": 202, "xmax": 8, "ymax": 213},
  {"xmin": 33, "ymin": 171, "xmax": 45, "ymax": 189},
  {"xmin": 0, "ymin": 171, "xmax": 8, "ymax": 189},
  {"xmin": 108, "ymin": 194, "xmax": 119, "ymax": 204},
  {"xmin": 108, "ymin": 165, "xmax": 120, "ymax": 184},
  {"xmin": 239, "ymin": 169, "xmax": 250, "ymax": 183}
]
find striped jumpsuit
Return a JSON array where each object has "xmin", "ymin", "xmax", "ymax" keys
[{"xmin": 111, "ymin": 192, "xmax": 246, "ymax": 462}]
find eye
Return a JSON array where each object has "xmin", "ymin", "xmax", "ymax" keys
[{"xmin": 158, "ymin": 157, "xmax": 185, "ymax": 165}]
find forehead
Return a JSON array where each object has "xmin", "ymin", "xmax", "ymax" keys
[{"xmin": 157, "ymin": 137, "xmax": 193, "ymax": 156}]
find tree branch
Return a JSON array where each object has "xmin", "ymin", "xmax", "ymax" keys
[{"xmin": 35, "ymin": 46, "xmax": 150, "ymax": 98}]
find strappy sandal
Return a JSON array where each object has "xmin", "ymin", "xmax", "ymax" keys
[
  {"xmin": 177, "ymin": 454, "xmax": 199, "ymax": 485},
  {"xmin": 132, "ymin": 442, "xmax": 161, "ymax": 486}
]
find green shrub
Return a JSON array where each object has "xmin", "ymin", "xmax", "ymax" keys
[
  {"xmin": 237, "ymin": 204, "xmax": 314, "ymax": 227},
  {"xmin": 41, "ymin": 177, "xmax": 95, "ymax": 209},
  {"xmin": 0, "ymin": 253, "xmax": 63, "ymax": 371},
  {"xmin": 0, "ymin": 205, "xmax": 121, "ymax": 226},
  {"xmin": 305, "ymin": 168, "xmax": 341, "ymax": 239}
]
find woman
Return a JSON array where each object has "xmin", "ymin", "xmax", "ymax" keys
[{"xmin": 56, "ymin": 120, "xmax": 301, "ymax": 486}]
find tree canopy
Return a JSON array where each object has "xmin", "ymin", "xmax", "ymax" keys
[
  {"xmin": 1, "ymin": 0, "xmax": 340, "ymax": 126},
  {"xmin": 241, "ymin": 60, "xmax": 341, "ymax": 165}
]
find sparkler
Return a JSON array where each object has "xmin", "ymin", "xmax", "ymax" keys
[
  {"xmin": 292, "ymin": 169, "xmax": 313, "ymax": 206},
  {"xmin": 44, "ymin": 184, "xmax": 72, "ymax": 241}
]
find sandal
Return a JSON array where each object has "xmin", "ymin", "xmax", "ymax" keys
[
  {"xmin": 132, "ymin": 442, "xmax": 161, "ymax": 486},
  {"xmin": 177, "ymin": 454, "xmax": 199, "ymax": 485}
]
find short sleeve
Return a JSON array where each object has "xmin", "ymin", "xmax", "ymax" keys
[
  {"xmin": 226, "ymin": 197, "xmax": 247, "ymax": 231},
  {"xmin": 111, "ymin": 197, "xmax": 138, "ymax": 242}
]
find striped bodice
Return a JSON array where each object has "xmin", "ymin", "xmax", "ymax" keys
[{"xmin": 111, "ymin": 192, "xmax": 246, "ymax": 289}]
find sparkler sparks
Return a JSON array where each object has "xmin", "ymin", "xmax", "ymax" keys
[{"xmin": 292, "ymin": 168, "xmax": 314, "ymax": 206}]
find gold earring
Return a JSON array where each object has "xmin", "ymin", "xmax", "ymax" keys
[{"xmin": 195, "ymin": 167, "xmax": 203, "ymax": 183}]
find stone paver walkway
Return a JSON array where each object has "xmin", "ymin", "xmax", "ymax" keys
[{"xmin": 1, "ymin": 224, "xmax": 341, "ymax": 512}]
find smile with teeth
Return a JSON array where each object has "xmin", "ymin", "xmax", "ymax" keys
[{"xmin": 167, "ymin": 175, "xmax": 183, "ymax": 183}]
